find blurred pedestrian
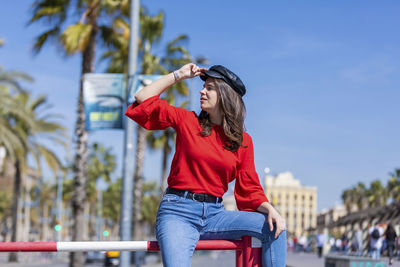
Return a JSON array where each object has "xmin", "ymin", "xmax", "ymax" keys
[
  {"xmin": 335, "ymin": 238, "xmax": 342, "ymax": 252},
  {"xmin": 342, "ymin": 233, "xmax": 349, "ymax": 253},
  {"xmin": 293, "ymin": 235, "xmax": 298, "ymax": 252},
  {"xmin": 299, "ymin": 235, "xmax": 307, "ymax": 252},
  {"xmin": 329, "ymin": 236, "xmax": 335, "ymax": 252},
  {"xmin": 384, "ymin": 223, "xmax": 397, "ymax": 265},
  {"xmin": 351, "ymin": 225, "xmax": 363, "ymax": 256},
  {"xmin": 369, "ymin": 223, "xmax": 384, "ymax": 259},
  {"xmin": 316, "ymin": 231, "xmax": 326, "ymax": 258}
]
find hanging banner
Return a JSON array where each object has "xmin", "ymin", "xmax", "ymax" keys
[
  {"xmin": 128, "ymin": 74, "xmax": 162, "ymax": 104},
  {"xmin": 83, "ymin": 73, "xmax": 125, "ymax": 130}
]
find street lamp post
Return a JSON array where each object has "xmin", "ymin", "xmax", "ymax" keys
[{"xmin": 120, "ymin": 0, "xmax": 140, "ymax": 266}]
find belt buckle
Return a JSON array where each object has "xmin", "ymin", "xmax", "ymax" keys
[{"xmin": 191, "ymin": 193, "xmax": 198, "ymax": 201}]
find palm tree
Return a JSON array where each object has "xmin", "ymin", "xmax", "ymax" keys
[
  {"xmin": 28, "ymin": 1, "xmax": 125, "ymax": 265},
  {"xmin": 341, "ymin": 188, "xmax": 353, "ymax": 213},
  {"xmin": 0, "ymin": 90, "xmax": 66, "ymax": 262},
  {"xmin": 388, "ymin": 169, "xmax": 400, "ymax": 202},
  {"xmin": 0, "ymin": 68, "xmax": 35, "ymax": 158},
  {"xmin": 36, "ymin": 182, "xmax": 55, "ymax": 242},
  {"xmin": 0, "ymin": 70, "xmax": 36, "ymax": 262},
  {"xmin": 141, "ymin": 181, "xmax": 162, "ymax": 236},
  {"xmin": 102, "ymin": 177, "xmax": 122, "ymax": 235},
  {"xmin": 352, "ymin": 182, "xmax": 367, "ymax": 210},
  {"xmin": 366, "ymin": 179, "xmax": 388, "ymax": 207},
  {"xmin": 86, "ymin": 143, "xmax": 116, "ymax": 237},
  {"xmin": 7, "ymin": 92, "xmax": 66, "ymax": 262}
]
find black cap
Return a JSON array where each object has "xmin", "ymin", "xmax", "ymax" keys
[{"xmin": 200, "ymin": 65, "xmax": 246, "ymax": 96}]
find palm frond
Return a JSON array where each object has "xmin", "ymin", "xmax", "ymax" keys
[
  {"xmin": 61, "ymin": 23, "xmax": 93, "ymax": 54},
  {"xmin": 32, "ymin": 27, "xmax": 60, "ymax": 54},
  {"xmin": 28, "ymin": 0, "xmax": 69, "ymax": 25}
]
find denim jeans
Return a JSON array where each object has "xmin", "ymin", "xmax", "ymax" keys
[
  {"xmin": 370, "ymin": 247, "xmax": 381, "ymax": 259},
  {"xmin": 155, "ymin": 193, "xmax": 287, "ymax": 267}
]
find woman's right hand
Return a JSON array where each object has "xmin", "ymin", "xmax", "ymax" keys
[{"xmin": 176, "ymin": 63, "xmax": 207, "ymax": 81}]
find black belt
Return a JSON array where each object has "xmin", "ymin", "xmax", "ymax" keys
[{"xmin": 165, "ymin": 188, "xmax": 223, "ymax": 203}]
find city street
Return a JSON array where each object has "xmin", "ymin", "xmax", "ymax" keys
[{"xmin": 1, "ymin": 251, "xmax": 399, "ymax": 267}]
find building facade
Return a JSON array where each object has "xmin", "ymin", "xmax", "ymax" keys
[{"xmin": 264, "ymin": 172, "xmax": 317, "ymax": 237}]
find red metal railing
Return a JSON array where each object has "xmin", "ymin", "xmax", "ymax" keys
[{"xmin": 0, "ymin": 236, "xmax": 261, "ymax": 266}]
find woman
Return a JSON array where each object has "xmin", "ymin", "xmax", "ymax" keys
[
  {"xmin": 385, "ymin": 223, "xmax": 397, "ymax": 265},
  {"xmin": 125, "ymin": 63, "xmax": 287, "ymax": 267}
]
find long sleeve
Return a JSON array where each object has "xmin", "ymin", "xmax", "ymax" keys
[
  {"xmin": 234, "ymin": 134, "xmax": 269, "ymax": 211},
  {"xmin": 125, "ymin": 95, "xmax": 188, "ymax": 130}
]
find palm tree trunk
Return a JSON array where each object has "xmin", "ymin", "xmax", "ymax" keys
[
  {"xmin": 8, "ymin": 159, "xmax": 21, "ymax": 262},
  {"xmin": 70, "ymin": 14, "xmax": 97, "ymax": 267},
  {"xmin": 23, "ymin": 176, "xmax": 31, "ymax": 242},
  {"xmin": 132, "ymin": 125, "xmax": 146, "ymax": 241},
  {"xmin": 41, "ymin": 201, "xmax": 49, "ymax": 241}
]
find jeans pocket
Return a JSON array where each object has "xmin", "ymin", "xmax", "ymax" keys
[{"xmin": 161, "ymin": 193, "xmax": 181, "ymax": 204}]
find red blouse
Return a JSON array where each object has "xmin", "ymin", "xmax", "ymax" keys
[{"xmin": 125, "ymin": 95, "xmax": 268, "ymax": 211}]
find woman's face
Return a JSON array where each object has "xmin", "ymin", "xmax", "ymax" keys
[{"xmin": 200, "ymin": 78, "xmax": 219, "ymax": 113}]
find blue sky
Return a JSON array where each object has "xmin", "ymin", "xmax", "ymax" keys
[{"xmin": 1, "ymin": 1, "xmax": 400, "ymax": 211}]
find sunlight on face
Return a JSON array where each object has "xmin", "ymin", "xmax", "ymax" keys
[{"xmin": 200, "ymin": 78, "xmax": 219, "ymax": 113}]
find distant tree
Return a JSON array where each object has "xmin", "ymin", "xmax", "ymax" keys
[
  {"xmin": 366, "ymin": 179, "xmax": 388, "ymax": 207},
  {"xmin": 86, "ymin": 143, "xmax": 116, "ymax": 237},
  {"xmin": 102, "ymin": 178, "xmax": 122, "ymax": 225},
  {"xmin": 353, "ymin": 182, "xmax": 367, "ymax": 210},
  {"xmin": 0, "ymin": 191, "xmax": 11, "ymax": 223},
  {"xmin": 141, "ymin": 181, "xmax": 161, "ymax": 236},
  {"xmin": 341, "ymin": 188, "xmax": 354, "ymax": 213},
  {"xmin": 8, "ymin": 92, "xmax": 66, "ymax": 262},
  {"xmin": 388, "ymin": 169, "xmax": 400, "ymax": 202}
]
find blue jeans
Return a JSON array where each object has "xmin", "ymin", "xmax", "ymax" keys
[
  {"xmin": 155, "ymin": 193, "xmax": 287, "ymax": 267},
  {"xmin": 370, "ymin": 247, "xmax": 381, "ymax": 259}
]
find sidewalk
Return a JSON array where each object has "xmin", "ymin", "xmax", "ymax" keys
[
  {"xmin": 1, "ymin": 250, "xmax": 399, "ymax": 266},
  {"xmin": 287, "ymin": 251, "xmax": 400, "ymax": 267}
]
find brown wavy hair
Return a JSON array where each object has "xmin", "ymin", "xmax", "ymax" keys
[{"xmin": 198, "ymin": 78, "xmax": 246, "ymax": 152}]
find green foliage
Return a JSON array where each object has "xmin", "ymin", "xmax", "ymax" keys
[
  {"xmin": 102, "ymin": 177, "xmax": 122, "ymax": 222},
  {"xmin": 61, "ymin": 23, "xmax": 93, "ymax": 54},
  {"xmin": 340, "ymin": 170, "xmax": 400, "ymax": 211},
  {"xmin": 0, "ymin": 190, "xmax": 11, "ymax": 220},
  {"xmin": 102, "ymin": 178, "xmax": 162, "ymax": 231},
  {"xmin": 141, "ymin": 181, "xmax": 162, "ymax": 231},
  {"xmin": 11, "ymin": 91, "xmax": 67, "ymax": 176},
  {"xmin": 366, "ymin": 179, "xmax": 387, "ymax": 207},
  {"xmin": 388, "ymin": 169, "xmax": 400, "ymax": 202},
  {"xmin": 87, "ymin": 143, "xmax": 116, "ymax": 202},
  {"xmin": 29, "ymin": 0, "xmax": 126, "ymax": 56}
]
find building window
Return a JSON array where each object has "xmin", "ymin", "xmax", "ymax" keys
[{"xmin": 310, "ymin": 196, "xmax": 313, "ymax": 201}]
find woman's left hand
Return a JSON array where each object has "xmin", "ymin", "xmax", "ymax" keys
[{"xmin": 257, "ymin": 202, "xmax": 286, "ymax": 239}]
